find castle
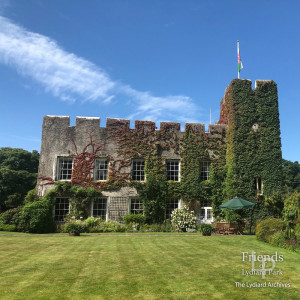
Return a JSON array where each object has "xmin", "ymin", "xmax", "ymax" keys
[{"xmin": 37, "ymin": 79, "xmax": 282, "ymax": 223}]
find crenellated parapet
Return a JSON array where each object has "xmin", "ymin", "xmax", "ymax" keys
[
  {"xmin": 217, "ymin": 79, "xmax": 277, "ymax": 125},
  {"xmin": 42, "ymin": 115, "xmax": 227, "ymax": 137}
]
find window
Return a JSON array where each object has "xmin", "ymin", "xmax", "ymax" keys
[
  {"xmin": 166, "ymin": 199, "xmax": 179, "ymax": 219},
  {"xmin": 94, "ymin": 159, "xmax": 108, "ymax": 181},
  {"xmin": 57, "ymin": 157, "xmax": 73, "ymax": 180},
  {"xmin": 54, "ymin": 198, "xmax": 69, "ymax": 222},
  {"xmin": 130, "ymin": 198, "xmax": 143, "ymax": 214},
  {"xmin": 92, "ymin": 198, "xmax": 107, "ymax": 220},
  {"xmin": 166, "ymin": 160, "xmax": 180, "ymax": 181},
  {"xmin": 254, "ymin": 178, "xmax": 263, "ymax": 195},
  {"xmin": 200, "ymin": 161, "xmax": 210, "ymax": 180},
  {"xmin": 131, "ymin": 160, "xmax": 145, "ymax": 181}
]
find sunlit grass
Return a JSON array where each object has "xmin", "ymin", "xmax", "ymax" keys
[{"xmin": 0, "ymin": 233, "xmax": 299, "ymax": 299}]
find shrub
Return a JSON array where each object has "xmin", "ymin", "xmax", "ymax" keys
[
  {"xmin": 171, "ymin": 205, "xmax": 197, "ymax": 232},
  {"xmin": 198, "ymin": 224, "xmax": 215, "ymax": 236},
  {"xmin": 140, "ymin": 220, "xmax": 173, "ymax": 232},
  {"xmin": 295, "ymin": 223, "xmax": 300, "ymax": 240},
  {"xmin": 24, "ymin": 188, "xmax": 39, "ymax": 204},
  {"xmin": 224, "ymin": 209, "xmax": 241, "ymax": 223},
  {"xmin": 18, "ymin": 198, "xmax": 55, "ymax": 233},
  {"xmin": 0, "ymin": 221, "xmax": 16, "ymax": 232},
  {"xmin": 87, "ymin": 220, "xmax": 126, "ymax": 233},
  {"xmin": 0, "ymin": 206, "xmax": 22, "ymax": 225},
  {"xmin": 269, "ymin": 231, "xmax": 286, "ymax": 247},
  {"xmin": 64, "ymin": 222, "xmax": 85, "ymax": 235},
  {"xmin": 124, "ymin": 214, "xmax": 146, "ymax": 225},
  {"xmin": 283, "ymin": 192, "xmax": 300, "ymax": 238},
  {"xmin": 256, "ymin": 218, "xmax": 285, "ymax": 243},
  {"xmin": 85, "ymin": 217, "xmax": 103, "ymax": 228}
]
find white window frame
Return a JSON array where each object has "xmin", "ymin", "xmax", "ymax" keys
[
  {"xmin": 166, "ymin": 160, "xmax": 180, "ymax": 181},
  {"xmin": 199, "ymin": 200, "xmax": 213, "ymax": 224},
  {"xmin": 94, "ymin": 158, "xmax": 109, "ymax": 181},
  {"xmin": 131, "ymin": 159, "xmax": 145, "ymax": 182},
  {"xmin": 166, "ymin": 199, "xmax": 179, "ymax": 219},
  {"xmin": 91, "ymin": 197, "xmax": 108, "ymax": 221},
  {"xmin": 130, "ymin": 198, "xmax": 144, "ymax": 215},
  {"xmin": 200, "ymin": 161, "xmax": 210, "ymax": 180},
  {"xmin": 53, "ymin": 197, "xmax": 69, "ymax": 222},
  {"xmin": 56, "ymin": 157, "xmax": 73, "ymax": 181}
]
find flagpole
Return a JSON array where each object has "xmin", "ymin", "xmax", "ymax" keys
[{"xmin": 237, "ymin": 40, "xmax": 240, "ymax": 79}]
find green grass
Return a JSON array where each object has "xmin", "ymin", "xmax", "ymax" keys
[{"xmin": 0, "ymin": 233, "xmax": 299, "ymax": 299}]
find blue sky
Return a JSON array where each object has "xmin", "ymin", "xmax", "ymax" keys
[{"xmin": 0, "ymin": 0, "xmax": 299, "ymax": 162}]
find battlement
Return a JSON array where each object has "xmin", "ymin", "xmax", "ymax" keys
[
  {"xmin": 218, "ymin": 79, "xmax": 278, "ymax": 124},
  {"xmin": 43, "ymin": 115, "xmax": 226, "ymax": 135}
]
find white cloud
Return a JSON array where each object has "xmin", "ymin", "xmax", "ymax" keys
[
  {"xmin": 120, "ymin": 85, "xmax": 201, "ymax": 122},
  {"xmin": 0, "ymin": 16, "xmax": 202, "ymax": 123},
  {"xmin": 0, "ymin": 16, "xmax": 115, "ymax": 102}
]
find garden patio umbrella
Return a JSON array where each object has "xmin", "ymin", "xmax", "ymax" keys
[
  {"xmin": 219, "ymin": 197, "xmax": 255, "ymax": 210},
  {"xmin": 219, "ymin": 197, "xmax": 256, "ymax": 234}
]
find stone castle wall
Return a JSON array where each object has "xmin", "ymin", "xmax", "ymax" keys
[{"xmin": 37, "ymin": 115, "xmax": 227, "ymax": 197}]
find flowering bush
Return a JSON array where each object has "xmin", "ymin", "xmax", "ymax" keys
[{"xmin": 171, "ymin": 205, "xmax": 197, "ymax": 232}]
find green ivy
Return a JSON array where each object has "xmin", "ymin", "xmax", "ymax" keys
[
  {"xmin": 223, "ymin": 80, "xmax": 282, "ymax": 201},
  {"xmin": 46, "ymin": 182, "xmax": 102, "ymax": 219}
]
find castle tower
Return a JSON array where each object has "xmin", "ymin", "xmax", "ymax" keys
[{"xmin": 219, "ymin": 79, "xmax": 282, "ymax": 200}]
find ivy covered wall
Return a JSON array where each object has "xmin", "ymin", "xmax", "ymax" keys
[
  {"xmin": 220, "ymin": 79, "xmax": 282, "ymax": 202},
  {"xmin": 37, "ymin": 79, "xmax": 282, "ymax": 222}
]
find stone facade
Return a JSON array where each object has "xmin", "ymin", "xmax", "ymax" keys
[{"xmin": 37, "ymin": 79, "xmax": 282, "ymax": 222}]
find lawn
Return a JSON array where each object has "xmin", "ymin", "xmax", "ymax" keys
[{"xmin": 0, "ymin": 233, "xmax": 299, "ymax": 299}]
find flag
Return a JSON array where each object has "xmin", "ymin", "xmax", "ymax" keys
[{"xmin": 237, "ymin": 41, "xmax": 243, "ymax": 73}]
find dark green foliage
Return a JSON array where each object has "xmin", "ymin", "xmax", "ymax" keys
[
  {"xmin": 47, "ymin": 182, "xmax": 102, "ymax": 219},
  {"xmin": 123, "ymin": 214, "xmax": 146, "ymax": 225},
  {"xmin": 224, "ymin": 80, "xmax": 282, "ymax": 202},
  {"xmin": 282, "ymin": 159, "xmax": 300, "ymax": 192},
  {"xmin": 69, "ymin": 186, "xmax": 101, "ymax": 219},
  {"xmin": 295, "ymin": 222, "xmax": 300, "ymax": 240},
  {"xmin": 224, "ymin": 209, "xmax": 241, "ymax": 223},
  {"xmin": 180, "ymin": 129, "xmax": 208, "ymax": 202},
  {"xmin": 210, "ymin": 166, "xmax": 226, "ymax": 217},
  {"xmin": 198, "ymin": 224, "xmax": 215, "ymax": 236},
  {"xmin": 0, "ymin": 221, "xmax": 16, "ymax": 231},
  {"xmin": 264, "ymin": 191, "xmax": 284, "ymax": 218},
  {"xmin": 0, "ymin": 168, "xmax": 37, "ymax": 210},
  {"xmin": 0, "ymin": 147, "xmax": 39, "ymax": 172},
  {"xmin": 242, "ymin": 196, "xmax": 271, "ymax": 233},
  {"xmin": 0, "ymin": 147, "xmax": 39, "ymax": 211},
  {"xmin": 18, "ymin": 198, "xmax": 55, "ymax": 233},
  {"xmin": 141, "ymin": 220, "xmax": 173, "ymax": 232},
  {"xmin": 138, "ymin": 157, "xmax": 168, "ymax": 224},
  {"xmin": 283, "ymin": 191, "xmax": 300, "ymax": 238},
  {"xmin": 0, "ymin": 206, "xmax": 22, "ymax": 225},
  {"xmin": 64, "ymin": 222, "xmax": 86, "ymax": 235},
  {"xmin": 24, "ymin": 188, "xmax": 39, "ymax": 204},
  {"xmin": 256, "ymin": 218, "xmax": 285, "ymax": 243}
]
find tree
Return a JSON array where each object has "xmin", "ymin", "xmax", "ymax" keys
[
  {"xmin": 0, "ymin": 148, "xmax": 39, "ymax": 212},
  {"xmin": 282, "ymin": 159, "xmax": 300, "ymax": 193}
]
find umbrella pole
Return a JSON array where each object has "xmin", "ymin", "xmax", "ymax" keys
[{"xmin": 249, "ymin": 207, "xmax": 254, "ymax": 234}]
